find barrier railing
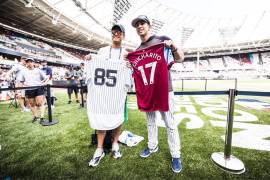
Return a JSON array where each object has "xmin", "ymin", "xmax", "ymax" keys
[{"xmin": 1, "ymin": 84, "xmax": 270, "ymax": 174}]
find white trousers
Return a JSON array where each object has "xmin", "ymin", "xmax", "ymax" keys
[{"xmin": 145, "ymin": 91, "xmax": 180, "ymax": 158}]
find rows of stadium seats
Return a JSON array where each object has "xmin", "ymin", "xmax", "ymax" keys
[
  {"xmin": 171, "ymin": 53, "xmax": 267, "ymax": 73},
  {"xmin": 0, "ymin": 28, "xmax": 88, "ymax": 65},
  {"xmin": 171, "ymin": 68, "xmax": 268, "ymax": 80},
  {"xmin": 0, "ymin": 27, "xmax": 269, "ymax": 81},
  {"xmin": 171, "ymin": 52, "xmax": 269, "ymax": 79}
]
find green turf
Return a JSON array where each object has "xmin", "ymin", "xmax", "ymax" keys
[{"xmin": 0, "ymin": 92, "xmax": 270, "ymax": 179}]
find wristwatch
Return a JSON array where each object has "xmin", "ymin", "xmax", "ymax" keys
[{"xmin": 172, "ymin": 48, "xmax": 178, "ymax": 53}]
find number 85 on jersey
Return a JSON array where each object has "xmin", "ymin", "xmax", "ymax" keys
[{"xmin": 94, "ymin": 68, "xmax": 117, "ymax": 87}]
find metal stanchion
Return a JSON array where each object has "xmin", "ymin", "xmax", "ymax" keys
[
  {"xmin": 235, "ymin": 78, "xmax": 237, "ymax": 90},
  {"xmin": 211, "ymin": 89, "xmax": 245, "ymax": 174},
  {"xmin": 182, "ymin": 79, "xmax": 184, "ymax": 91},
  {"xmin": 40, "ymin": 84, "xmax": 58, "ymax": 126},
  {"xmin": 205, "ymin": 79, "xmax": 207, "ymax": 91},
  {"xmin": 80, "ymin": 80, "xmax": 84, "ymax": 108}
]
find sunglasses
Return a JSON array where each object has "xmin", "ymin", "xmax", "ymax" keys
[{"xmin": 112, "ymin": 31, "xmax": 123, "ymax": 35}]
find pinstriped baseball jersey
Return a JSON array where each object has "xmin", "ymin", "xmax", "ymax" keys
[
  {"xmin": 85, "ymin": 58, "xmax": 132, "ymax": 130},
  {"xmin": 128, "ymin": 43, "xmax": 174, "ymax": 112}
]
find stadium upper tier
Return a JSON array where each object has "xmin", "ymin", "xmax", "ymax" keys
[
  {"xmin": 0, "ymin": 0, "xmax": 270, "ymax": 56},
  {"xmin": 0, "ymin": 27, "xmax": 89, "ymax": 65},
  {"xmin": 1, "ymin": 25, "xmax": 270, "ymax": 74}
]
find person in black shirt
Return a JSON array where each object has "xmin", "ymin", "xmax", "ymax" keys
[
  {"xmin": 41, "ymin": 60, "xmax": 55, "ymax": 108},
  {"xmin": 65, "ymin": 65, "xmax": 79, "ymax": 104}
]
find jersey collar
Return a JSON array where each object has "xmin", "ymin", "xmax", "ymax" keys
[{"xmin": 140, "ymin": 35, "xmax": 156, "ymax": 46}]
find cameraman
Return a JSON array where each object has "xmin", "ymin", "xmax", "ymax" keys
[
  {"xmin": 65, "ymin": 65, "xmax": 79, "ymax": 104},
  {"xmin": 77, "ymin": 62, "xmax": 87, "ymax": 108},
  {"xmin": 6, "ymin": 56, "xmax": 29, "ymax": 112}
]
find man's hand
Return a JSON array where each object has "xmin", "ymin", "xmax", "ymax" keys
[
  {"xmin": 164, "ymin": 40, "xmax": 184, "ymax": 62},
  {"xmin": 42, "ymin": 79, "xmax": 48, "ymax": 85},
  {"xmin": 124, "ymin": 53, "xmax": 132, "ymax": 68},
  {"xmin": 163, "ymin": 40, "xmax": 177, "ymax": 51}
]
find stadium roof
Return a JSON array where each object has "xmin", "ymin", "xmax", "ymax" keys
[{"xmin": 0, "ymin": 0, "xmax": 270, "ymax": 53}]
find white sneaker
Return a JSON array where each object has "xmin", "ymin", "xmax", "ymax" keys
[
  {"xmin": 88, "ymin": 148, "xmax": 105, "ymax": 167},
  {"xmin": 112, "ymin": 143, "xmax": 122, "ymax": 159},
  {"xmin": 112, "ymin": 149, "xmax": 122, "ymax": 159}
]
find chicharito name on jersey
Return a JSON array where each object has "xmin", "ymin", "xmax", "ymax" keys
[{"xmin": 133, "ymin": 52, "xmax": 161, "ymax": 67}]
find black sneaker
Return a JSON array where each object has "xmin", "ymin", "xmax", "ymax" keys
[
  {"xmin": 40, "ymin": 118, "xmax": 45, "ymax": 124},
  {"xmin": 76, "ymin": 100, "xmax": 80, "ymax": 103},
  {"xmin": 78, "ymin": 104, "xmax": 83, "ymax": 109},
  {"xmin": 68, "ymin": 100, "xmax": 72, "ymax": 104},
  {"xmin": 32, "ymin": 116, "xmax": 38, "ymax": 123}
]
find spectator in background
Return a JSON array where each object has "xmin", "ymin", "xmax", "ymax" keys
[
  {"xmin": 41, "ymin": 60, "xmax": 55, "ymax": 108},
  {"xmin": 21, "ymin": 58, "xmax": 49, "ymax": 123},
  {"xmin": 65, "ymin": 65, "xmax": 79, "ymax": 104},
  {"xmin": 6, "ymin": 56, "xmax": 29, "ymax": 112},
  {"xmin": 34, "ymin": 60, "xmax": 41, "ymax": 68},
  {"xmin": 77, "ymin": 62, "xmax": 87, "ymax": 108}
]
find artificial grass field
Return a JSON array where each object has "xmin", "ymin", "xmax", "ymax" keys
[{"xmin": 1, "ymin": 90, "xmax": 270, "ymax": 179}]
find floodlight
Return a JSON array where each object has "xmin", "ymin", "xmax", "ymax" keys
[
  {"xmin": 51, "ymin": 13, "xmax": 61, "ymax": 25},
  {"xmin": 25, "ymin": 0, "xmax": 34, "ymax": 8}
]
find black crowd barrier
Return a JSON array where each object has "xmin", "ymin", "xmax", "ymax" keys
[
  {"xmin": 1, "ymin": 84, "xmax": 270, "ymax": 174},
  {"xmin": 0, "ymin": 84, "xmax": 88, "ymax": 126}
]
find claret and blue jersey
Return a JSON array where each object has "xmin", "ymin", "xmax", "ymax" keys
[{"xmin": 128, "ymin": 43, "xmax": 174, "ymax": 112}]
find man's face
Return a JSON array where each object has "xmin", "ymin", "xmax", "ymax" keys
[
  {"xmin": 34, "ymin": 62, "xmax": 40, "ymax": 68},
  {"xmin": 135, "ymin": 21, "xmax": 150, "ymax": 36},
  {"xmin": 80, "ymin": 64, "xmax": 84, "ymax": 69},
  {"xmin": 26, "ymin": 61, "xmax": 34, "ymax": 68},
  {"xmin": 111, "ymin": 29, "xmax": 124, "ymax": 43},
  {"xmin": 21, "ymin": 58, "xmax": 27, "ymax": 65},
  {"xmin": 41, "ymin": 62, "xmax": 47, "ymax": 67}
]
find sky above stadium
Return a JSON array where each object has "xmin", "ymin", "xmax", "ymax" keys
[
  {"xmin": 160, "ymin": 0, "xmax": 270, "ymax": 17},
  {"xmin": 43, "ymin": 0, "xmax": 270, "ymax": 49}
]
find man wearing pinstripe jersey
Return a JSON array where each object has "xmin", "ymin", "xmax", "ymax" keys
[
  {"xmin": 130, "ymin": 15, "xmax": 185, "ymax": 173},
  {"xmin": 85, "ymin": 24, "xmax": 131, "ymax": 167}
]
